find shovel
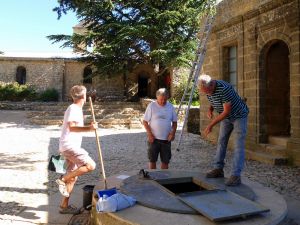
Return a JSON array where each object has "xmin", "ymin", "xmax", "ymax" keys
[{"xmin": 89, "ymin": 97, "xmax": 107, "ymax": 189}]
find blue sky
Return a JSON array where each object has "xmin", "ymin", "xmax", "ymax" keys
[{"xmin": 0, "ymin": 0, "xmax": 79, "ymax": 53}]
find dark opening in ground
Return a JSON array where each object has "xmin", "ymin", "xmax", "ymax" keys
[{"xmin": 156, "ymin": 177, "xmax": 207, "ymax": 195}]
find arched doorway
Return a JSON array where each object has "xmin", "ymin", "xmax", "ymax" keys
[
  {"xmin": 259, "ymin": 40, "xmax": 290, "ymax": 141},
  {"xmin": 16, "ymin": 66, "xmax": 26, "ymax": 85},
  {"xmin": 138, "ymin": 73, "xmax": 150, "ymax": 97}
]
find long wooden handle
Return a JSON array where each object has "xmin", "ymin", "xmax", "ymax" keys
[{"xmin": 89, "ymin": 97, "xmax": 107, "ymax": 189}]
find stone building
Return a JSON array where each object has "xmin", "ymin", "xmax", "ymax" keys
[
  {"xmin": 201, "ymin": 0, "xmax": 300, "ymax": 165},
  {"xmin": 0, "ymin": 53, "xmax": 172, "ymax": 101},
  {"xmin": 0, "ymin": 52, "xmax": 89, "ymax": 101}
]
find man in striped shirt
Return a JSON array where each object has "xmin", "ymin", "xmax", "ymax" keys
[{"xmin": 198, "ymin": 74, "xmax": 249, "ymax": 186}]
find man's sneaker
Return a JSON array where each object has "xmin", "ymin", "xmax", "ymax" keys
[
  {"xmin": 59, "ymin": 205, "xmax": 80, "ymax": 215},
  {"xmin": 56, "ymin": 178, "xmax": 69, "ymax": 197},
  {"xmin": 206, "ymin": 169, "xmax": 224, "ymax": 178},
  {"xmin": 225, "ymin": 176, "xmax": 241, "ymax": 186}
]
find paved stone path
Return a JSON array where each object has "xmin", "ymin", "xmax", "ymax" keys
[{"xmin": 0, "ymin": 110, "xmax": 299, "ymax": 224}]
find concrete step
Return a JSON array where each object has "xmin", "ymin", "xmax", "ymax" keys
[
  {"xmin": 17, "ymin": 101, "xmax": 145, "ymax": 128},
  {"xmin": 31, "ymin": 103, "xmax": 142, "ymax": 111},
  {"xmin": 85, "ymin": 113, "xmax": 142, "ymax": 120},
  {"xmin": 91, "ymin": 108, "xmax": 142, "ymax": 116},
  {"xmin": 0, "ymin": 101, "xmax": 68, "ymax": 110},
  {"xmin": 0, "ymin": 101, "xmax": 142, "ymax": 110},
  {"xmin": 30, "ymin": 115, "xmax": 143, "ymax": 128},
  {"xmin": 29, "ymin": 117, "xmax": 134, "ymax": 127},
  {"xmin": 28, "ymin": 111, "xmax": 65, "ymax": 117},
  {"xmin": 268, "ymin": 136, "xmax": 289, "ymax": 147},
  {"xmin": 30, "ymin": 115, "xmax": 63, "ymax": 120},
  {"xmin": 1, "ymin": 100, "xmax": 145, "ymax": 128},
  {"xmin": 246, "ymin": 150, "xmax": 288, "ymax": 165},
  {"xmin": 30, "ymin": 112, "xmax": 142, "ymax": 120},
  {"xmin": 29, "ymin": 118, "xmax": 63, "ymax": 125},
  {"xmin": 257, "ymin": 144, "xmax": 287, "ymax": 157},
  {"xmin": 129, "ymin": 119, "xmax": 143, "ymax": 129},
  {"xmin": 29, "ymin": 109, "xmax": 143, "ymax": 117}
]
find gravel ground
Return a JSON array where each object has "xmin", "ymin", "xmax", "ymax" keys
[{"xmin": 0, "ymin": 110, "xmax": 299, "ymax": 224}]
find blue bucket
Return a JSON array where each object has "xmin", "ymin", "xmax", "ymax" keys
[{"xmin": 97, "ymin": 187, "xmax": 117, "ymax": 198}]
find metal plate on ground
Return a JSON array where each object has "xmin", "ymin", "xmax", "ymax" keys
[
  {"xmin": 178, "ymin": 190, "xmax": 270, "ymax": 221},
  {"xmin": 121, "ymin": 175, "xmax": 197, "ymax": 214}
]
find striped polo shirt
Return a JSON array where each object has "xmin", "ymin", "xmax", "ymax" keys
[{"xmin": 207, "ymin": 80, "xmax": 249, "ymax": 120}]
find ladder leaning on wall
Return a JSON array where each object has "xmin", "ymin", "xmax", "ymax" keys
[{"xmin": 176, "ymin": 14, "xmax": 215, "ymax": 151}]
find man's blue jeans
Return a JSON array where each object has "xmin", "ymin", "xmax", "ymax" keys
[{"xmin": 213, "ymin": 117, "xmax": 248, "ymax": 176}]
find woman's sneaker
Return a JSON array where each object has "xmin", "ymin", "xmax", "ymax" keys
[{"xmin": 56, "ymin": 178, "xmax": 69, "ymax": 197}]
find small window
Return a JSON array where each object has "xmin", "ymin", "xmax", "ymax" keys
[
  {"xmin": 83, "ymin": 66, "xmax": 92, "ymax": 84},
  {"xmin": 16, "ymin": 66, "xmax": 26, "ymax": 85},
  {"xmin": 228, "ymin": 46, "xmax": 237, "ymax": 90}
]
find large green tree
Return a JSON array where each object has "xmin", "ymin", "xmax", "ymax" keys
[{"xmin": 48, "ymin": 0, "xmax": 215, "ymax": 77}]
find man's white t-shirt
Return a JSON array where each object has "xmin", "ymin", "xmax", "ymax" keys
[
  {"xmin": 59, "ymin": 104, "xmax": 84, "ymax": 152},
  {"xmin": 143, "ymin": 101, "xmax": 177, "ymax": 140}
]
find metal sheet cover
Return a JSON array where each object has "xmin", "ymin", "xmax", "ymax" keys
[{"xmin": 179, "ymin": 190, "xmax": 270, "ymax": 221}]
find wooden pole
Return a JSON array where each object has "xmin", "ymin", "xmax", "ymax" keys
[{"xmin": 89, "ymin": 97, "xmax": 107, "ymax": 189}]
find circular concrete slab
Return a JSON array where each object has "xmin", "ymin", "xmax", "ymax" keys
[
  {"xmin": 91, "ymin": 170, "xmax": 287, "ymax": 225},
  {"xmin": 120, "ymin": 170, "xmax": 256, "ymax": 214}
]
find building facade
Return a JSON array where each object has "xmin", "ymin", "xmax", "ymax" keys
[
  {"xmin": 0, "ymin": 52, "xmax": 173, "ymax": 101},
  {"xmin": 0, "ymin": 53, "xmax": 87, "ymax": 101},
  {"xmin": 201, "ymin": 0, "xmax": 300, "ymax": 165}
]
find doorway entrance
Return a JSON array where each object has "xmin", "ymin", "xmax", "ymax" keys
[
  {"xmin": 259, "ymin": 40, "xmax": 290, "ymax": 140},
  {"xmin": 138, "ymin": 74, "xmax": 149, "ymax": 97}
]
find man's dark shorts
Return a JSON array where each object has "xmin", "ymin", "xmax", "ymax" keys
[{"xmin": 148, "ymin": 139, "xmax": 171, "ymax": 164}]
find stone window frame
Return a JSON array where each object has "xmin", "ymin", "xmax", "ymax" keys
[
  {"xmin": 222, "ymin": 44, "xmax": 238, "ymax": 90},
  {"xmin": 16, "ymin": 66, "xmax": 26, "ymax": 85}
]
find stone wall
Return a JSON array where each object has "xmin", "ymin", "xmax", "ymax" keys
[
  {"xmin": 0, "ymin": 57, "xmax": 64, "ymax": 100},
  {"xmin": 0, "ymin": 56, "xmax": 163, "ymax": 102},
  {"xmin": 0, "ymin": 57, "xmax": 128, "ymax": 101},
  {"xmin": 201, "ymin": 0, "xmax": 300, "ymax": 165},
  {"xmin": 92, "ymin": 74, "xmax": 124, "ymax": 101},
  {"xmin": 187, "ymin": 107, "xmax": 200, "ymax": 135},
  {"xmin": 64, "ymin": 61, "xmax": 90, "ymax": 100}
]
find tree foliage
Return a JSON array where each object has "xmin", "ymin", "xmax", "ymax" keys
[{"xmin": 48, "ymin": 0, "xmax": 216, "ymax": 76}]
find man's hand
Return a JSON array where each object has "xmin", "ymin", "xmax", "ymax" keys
[
  {"xmin": 143, "ymin": 120, "xmax": 155, "ymax": 143},
  {"xmin": 147, "ymin": 132, "xmax": 155, "ymax": 143},
  {"xmin": 203, "ymin": 125, "xmax": 212, "ymax": 138},
  {"xmin": 90, "ymin": 122, "xmax": 98, "ymax": 130},
  {"xmin": 203, "ymin": 103, "xmax": 231, "ymax": 138},
  {"xmin": 167, "ymin": 132, "xmax": 175, "ymax": 142}
]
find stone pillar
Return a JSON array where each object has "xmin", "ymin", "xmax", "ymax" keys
[{"xmin": 287, "ymin": 25, "xmax": 300, "ymax": 165}]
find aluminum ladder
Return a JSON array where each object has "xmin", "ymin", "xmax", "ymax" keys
[{"xmin": 176, "ymin": 14, "xmax": 215, "ymax": 151}]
